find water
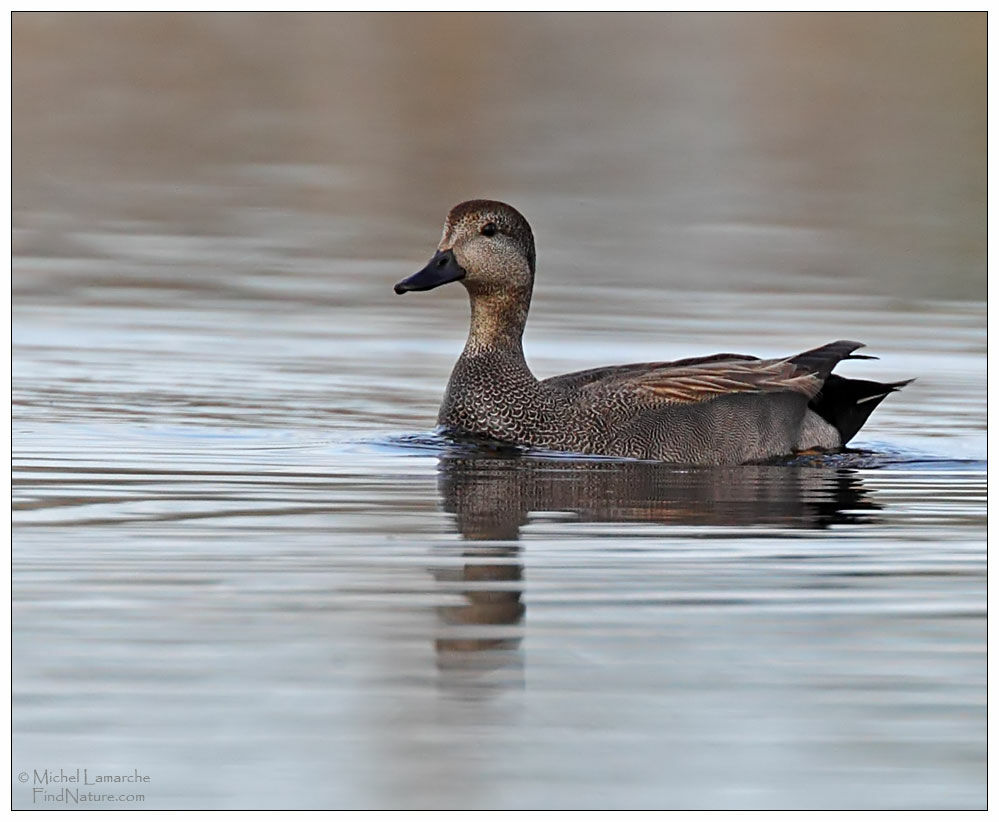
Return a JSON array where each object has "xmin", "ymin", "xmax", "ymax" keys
[{"xmin": 12, "ymin": 13, "xmax": 985, "ymax": 810}]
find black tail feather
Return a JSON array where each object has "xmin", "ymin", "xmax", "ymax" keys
[
  {"xmin": 809, "ymin": 374, "xmax": 913, "ymax": 445},
  {"xmin": 790, "ymin": 340, "xmax": 866, "ymax": 382}
]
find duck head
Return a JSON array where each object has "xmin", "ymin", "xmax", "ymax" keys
[{"xmin": 395, "ymin": 200, "xmax": 536, "ymax": 298}]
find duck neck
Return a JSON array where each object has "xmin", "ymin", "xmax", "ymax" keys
[
  {"xmin": 462, "ymin": 286, "xmax": 532, "ymax": 361},
  {"xmin": 439, "ymin": 281, "xmax": 543, "ymax": 437}
]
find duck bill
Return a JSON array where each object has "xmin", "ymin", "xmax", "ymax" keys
[{"xmin": 394, "ymin": 249, "xmax": 466, "ymax": 294}]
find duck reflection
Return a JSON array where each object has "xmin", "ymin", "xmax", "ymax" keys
[{"xmin": 430, "ymin": 449, "xmax": 879, "ymax": 693}]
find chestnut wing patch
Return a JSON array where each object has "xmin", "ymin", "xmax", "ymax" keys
[{"xmin": 631, "ymin": 358, "xmax": 824, "ymax": 405}]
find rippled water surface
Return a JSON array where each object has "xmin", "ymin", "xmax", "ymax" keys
[{"xmin": 13, "ymin": 13, "xmax": 985, "ymax": 810}]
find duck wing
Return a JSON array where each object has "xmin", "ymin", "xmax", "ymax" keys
[
  {"xmin": 542, "ymin": 352, "xmax": 759, "ymax": 394},
  {"xmin": 553, "ymin": 340, "xmax": 869, "ymax": 406}
]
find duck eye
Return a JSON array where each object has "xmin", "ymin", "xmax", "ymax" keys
[{"xmin": 480, "ymin": 222, "xmax": 498, "ymax": 237}]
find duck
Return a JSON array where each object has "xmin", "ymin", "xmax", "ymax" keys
[{"xmin": 394, "ymin": 199, "xmax": 910, "ymax": 466}]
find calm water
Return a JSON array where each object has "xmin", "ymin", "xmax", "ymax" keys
[{"xmin": 12, "ymin": 13, "xmax": 986, "ymax": 810}]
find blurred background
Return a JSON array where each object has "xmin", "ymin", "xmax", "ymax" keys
[
  {"xmin": 13, "ymin": 12, "xmax": 985, "ymax": 810},
  {"xmin": 13, "ymin": 12, "xmax": 985, "ymax": 300}
]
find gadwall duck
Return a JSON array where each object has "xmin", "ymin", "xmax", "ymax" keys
[{"xmin": 395, "ymin": 200, "xmax": 910, "ymax": 466}]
